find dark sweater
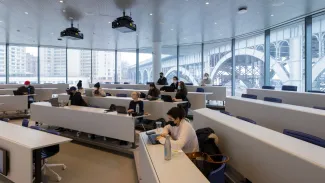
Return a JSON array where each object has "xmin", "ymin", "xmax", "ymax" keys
[
  {"xmin": 69, "ymin": 92, "xmax": 87, "ymax": 106},
  {"xmin": 128, "ymin": 100, "xmax": 144, "ymax": 113},
  {"xmin": 170, "ymin": 82, "xmax": 179, "ymax": 91},
  {"xmin": 148, "ymin": 88, "xmax": 160, "ymax": 98},
  {"xmin": 157, "ymin": 77, "xmax": 168, "ymax": 85},
  {"xmin": 17, "ymin": 85, "xmax": 35, "ymax": 94}
]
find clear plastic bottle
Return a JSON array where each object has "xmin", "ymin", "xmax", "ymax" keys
[
  {"xmin": 164, "ymin": 135, "xmax": 171, "ymax": 161},
  {"xmin": 136, "ymin": 103, "xmax": 140, "ymax": 113}
]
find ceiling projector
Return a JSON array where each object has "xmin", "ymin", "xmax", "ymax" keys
[
  {"xmin": 112, "ymin": 11, "xmax": 136, "ymax": 33},
  {"xmin": 60, "ymin": 20, "xmax": 84, "ymax": 40}
]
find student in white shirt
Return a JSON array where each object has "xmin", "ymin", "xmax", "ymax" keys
[
  {"xmin": 92, "ymin": 82, "xmax": 106, "ymax": 97},
  {"xmin": 156, "ymin": 106, "xmax": 199, "ymax": 153}
]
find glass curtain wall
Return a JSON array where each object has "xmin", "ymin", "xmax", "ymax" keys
[
  {"xmin": 139, "ymin": 48, "xmax": 153, "ymax": 84},
  {"xmin": 0, "ymin": 45, "xmax": 6, "ymax": 84},
  {"xmin": 161, "ymin": 46, "xmax": 177, "ymax": 85},
  {"xmin": 312, "ymin": 14, "xmax": 325, "ymax": 91},
  {"xmin": 270, "ymin": 22, "xmax": 305, "ymax": 91},
  {"xmin": 67, "ymin": 49, "xmax": 91, "ymax": 87},
  {"xmin": 40, "ymin": 47, "xmax": 66, "ymax": 84},
  {"xmin": 204, "ymin": 42, "xmax": 232, "ymax": 96},
  {"xmin": 117, "ymin": 50, "xmax": 136, "ymax": 84},
  {"xmin": 92, "ymin": 50, "xmax": 115, "ymax": 84},
  {"xmin": 235, "ymin": 34, "xmax": 265, "ymax": 96},
  {"xmin": 179, "ymin": 44, "xmax": 202, "ymax": 85},
  {"xmin": 8, "ymin": 46, "xmax": 38, "ymax": 84}
]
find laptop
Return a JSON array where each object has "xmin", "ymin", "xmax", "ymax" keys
[
  {"xmin": 13, "ymin": 90, "xmax": 23, "ymax": 96},
  {"xmin": 49, "ymin": 98, "xmax": 60, "ymax": 107},
  {"xmin": 85, "ymin": 89, "xmax": 93, "ymax": 97},
  {"xmin": 160, "ymin": 86, "xmax": 175, "ymax": 92},
  {"xmin": 146, "ymin": 132, "xmax": 160, "ymax": 145},
  {"xmin": 116, "ymin": 106, "xmax": 128, "ymax": 114},
  {"xmin": 161, "ymin": 95, "xmax": 173, "ymax": 102}
]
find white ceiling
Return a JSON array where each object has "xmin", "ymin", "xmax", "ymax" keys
[{"xmin": 0, "ymin": 0, "xmax": 324, "ymax": 50}]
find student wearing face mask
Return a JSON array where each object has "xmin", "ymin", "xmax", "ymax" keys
[
  {"xmin": 157, "ymin": 72, "xmax": 168, "ymax": 85},
  {"xmin": 156, "ymin": 106, "xmax": 199, "ymax": 153},
  {"xmin": 173, "ymin": 81, "xmax": 191, "ymax": 114},
  {"xmin": 17, "ymin": 80, "xmax": 35, "ymax": 95},
  {"xmin": 170, "ymin": 76, "xmax": 179, "ymax": 91},
  {"xmin": 201, "ymin": 73, "xmax": 212, "ymax": 86}
]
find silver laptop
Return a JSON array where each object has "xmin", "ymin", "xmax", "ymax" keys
[
  {"xmin": 85, "ymin": 89, "xmax": 93, "ymax": 97},
  {"xmin": 49, "ymin": 98, "xmax": 60, "ymax": 107}
]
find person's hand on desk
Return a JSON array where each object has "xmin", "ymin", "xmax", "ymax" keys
[
  {"xmin": 144, "ymin": 112, "xmax": 149, "ymax": 115},
  {"xmin": 127, "ymin": 109, "xmax": 134, "ymax": 113},
  {"xmin": 172, "ymin": 98, "xmax": 182, "ymax": 102}
]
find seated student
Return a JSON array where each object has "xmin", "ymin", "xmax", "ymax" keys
[
  {"xmin": 92, "ymin": 82, "xmax": 106, "ymax": 97},
  {"xmin": 17, "ymin": 81, "xmax": 35, "ymax": 108},
  {"xmin": 128, "ymin": 92, "xmax": 144, "ymax": 114},
  {"xmin": 173, "ymin": 81, "xmax": 191, "ymax": 114},
  {"xmin": 156, "ymin": 106, "xmax": 199, "ymax": 153},
  {"xmin": 157, "ymin": 72, "xmax": 168, "ymax": 85},
  {"xmin": 17, "ymin": 80, "xmax": 35, "ymax": 95},
  {"xmin": 68, "ymin": 86, "xmax": 87, "ymax": 106},
  {"xmin": 147, "ymin": 83, "xmax": 160, "ymax": 98},
  {"xmin": 170, "ymin": 76, "xmax": 179, "ymax": 91},
  {"xmin": 77, "ymin": 80, "xmax": 84, "ymax": 94}
]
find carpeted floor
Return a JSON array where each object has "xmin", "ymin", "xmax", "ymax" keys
[{"xmin": 9, "ymin": 119, "xmax": 138, "ymax": 183}]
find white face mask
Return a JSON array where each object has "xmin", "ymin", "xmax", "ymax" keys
[
  {"xmin": 173, "ymin": 80, "xmax": 177, "ymax": 84},
  {"xmin": 178, "ymin": 86, "xmax": 181, "ymax": 90},
  {"xmin": 25, "ymin": 85, "xmax": 29, "ymax": 87},
  {"xmin": 203, "ymin": 77, "xmax": 208, "ymax": 80}
]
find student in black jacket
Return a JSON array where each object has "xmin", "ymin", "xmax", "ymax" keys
[
  {"xmin": 157, "ymin": 72, "xmax": 168, "ymax": 85},
  {"xmin": 68, "ymin": 87, "xmax": 87, "ymax": 106},
  {"xmin": 173, "ymin": 81, "xmax": 191, "ymax": 115},
  {"xmin": 17, "ymin": 80, "xmax": 35, "ymax": 95},
  {"xmin": 170, "ymin": 76, "xmax": 179, "ymax": 91},
  {"xmin": 128, "ymin": 92, "xmax": 144, "ymax": 114},
  {"xmin": 147, "ymin": 83, "xmax": 160, "ymax": 98}
]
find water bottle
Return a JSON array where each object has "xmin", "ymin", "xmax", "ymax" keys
[
  {"xmin": 164, "ymin": 135, "xmax": 171, "ymax": 161},
  {"xmin": 136, "ymin": 104, "xmax": 140, "ymax": 114}
]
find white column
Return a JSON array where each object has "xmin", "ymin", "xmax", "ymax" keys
[
  {"xmin": 289, "ymin": 37, "xmax": 302, "ymax": 91},
  {"xmin": 152, "ymin": 42, "xmax": 162, "ymax": 82}
]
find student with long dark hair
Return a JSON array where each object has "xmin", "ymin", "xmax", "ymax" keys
[
  {"xmin": 156, "ymin": 106, "xmax": 199, "ymax": 153},
  {"xmin": 92, "ymin": 82, "xmax": 106, "ymax": 97},
  {"xmin": 147, "ymin": 83, "xmax": 160, "ymax": 98}
]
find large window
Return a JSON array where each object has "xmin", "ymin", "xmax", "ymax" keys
[
  {"xmin": 161, "ymin": 46, "xmax": 177, "ymax": 85},
  {"xmin": 139, "ymin": 48, "xmax": 153, "ymax": 84},
  {"xmin": 67, "ymin": 49, "xmax": 91, "ymax": 87},
  {"xmin": 312, "ymin": 15, "xmax": 325, "ymax": 91},
  {"xmin": 270, "ymin": 22, "xmax": 305, "ymax": 91},
  {"xmin": 9, "ymin": 46, "xmax": 38, "ymax": 84},
  {"xmin": 40, "ymin": 47, "xmax": 66, "ymax": 84},
  {"xmin": 235, "ymin": 35, "xmax": 265, "ymax": 96},
  {"xmin": 92, "ymin": 50, "xmax": 115, "ymax": 84},
  {"xmin": 0, "ymin": 45, "xmax": 5, "ymax": 84},
  {"xmin": 204, "ymin": 42, "xmax": 232, "ymax": 96},
  {"xmin": 179, "ymin": 44, "xmax": 202, "ymax": 85},
  {"xmin": 117, "ymin": 50, "xmax": 136, "ymax": 84}
]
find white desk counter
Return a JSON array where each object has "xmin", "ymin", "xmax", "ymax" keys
[
  {"xmin": 0, "ymin": 122, "xmax": 71, "ymax": 183},
  {"xmin": 93, "ymin": 84, "xmax": 226, "ymax": 101},
  {"xmin": 247, "ymin": 88, "xmax": 325, "ymax": 108},
  {"xmin": 0, "ymin": 88, "xmax": 56, "ymax": 101},
  {"xmin": 0, "ymin": 95, "xmax": 28, "ymax": 112},
  {"xmin": 86, "ymin": 88, "xmax": 211, "ymax": 110},
  {"xmin": 139, "ymin": 132, "xmax": 209, "ymax": 183},
  {"xmin": 57, "ymin": 94, "xmax": 186, "ymax": 120},
  {"xmin": 193, "ymin": 108, "xmax": 325, "ymax": 183},
  {"xmin": 31, "ymin": 102, "xmax": 149, "ymax": 147},
  {"xmin": 0, "ymin": 84, "xmax": 68, "ymax": 94},
  {"xmin": 225, "ymin": 96, "xmax": 325, "ymax": 139}
]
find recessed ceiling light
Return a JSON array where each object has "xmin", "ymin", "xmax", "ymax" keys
[
  {"xmin": 108, "ymin": 21, "xmax": 111, "ymax": 24},
  {"xmin": 238, "ymin": 7, "xmax": 248, "ymax": 14},
  {"xmin": 62, "ymin": 9, "xmax": 66, "ymax": 13},
  {"xmin": 59, "ymin": 0, "xmax": 63, "ymax": 3},
  {"xmin": 220, "ymin": 33, "xmax": 223, "ymax": 36},
  {"xmin": 205, "ymin": 2, "xmax": 209, "ymax": 5},
  {"xmin": 271, "ymin": 14, "xmax": 274, "ymax": 17},
  {"xmin": 0, "ymin": 21, "xmax": 2, "ymax": 23},
  {"xmin": 51, "ymin": 32, "xmax": 54, "ymax": 35},
  {"xmin": 149, "ymin": 13, "xmax": 153, "ymax": 16},
  {"xmin": 25, "ymin": 12, "xmax": 28, "ymax": 15},
  {"xmin": 214, "ymin": 22, "xmax": 217, "ymax": 25},
  {"xmin": 171, "ymin": 28, "xmax": 174, "ymax": 31},
  {"xmin": 184, "ymin": 38, "xmax": 187, "ymax": 39}
]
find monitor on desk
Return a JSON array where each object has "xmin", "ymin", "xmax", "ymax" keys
[{"xmin": 0, "ymin": 148, "xmax": 8, "ymax": 176}]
